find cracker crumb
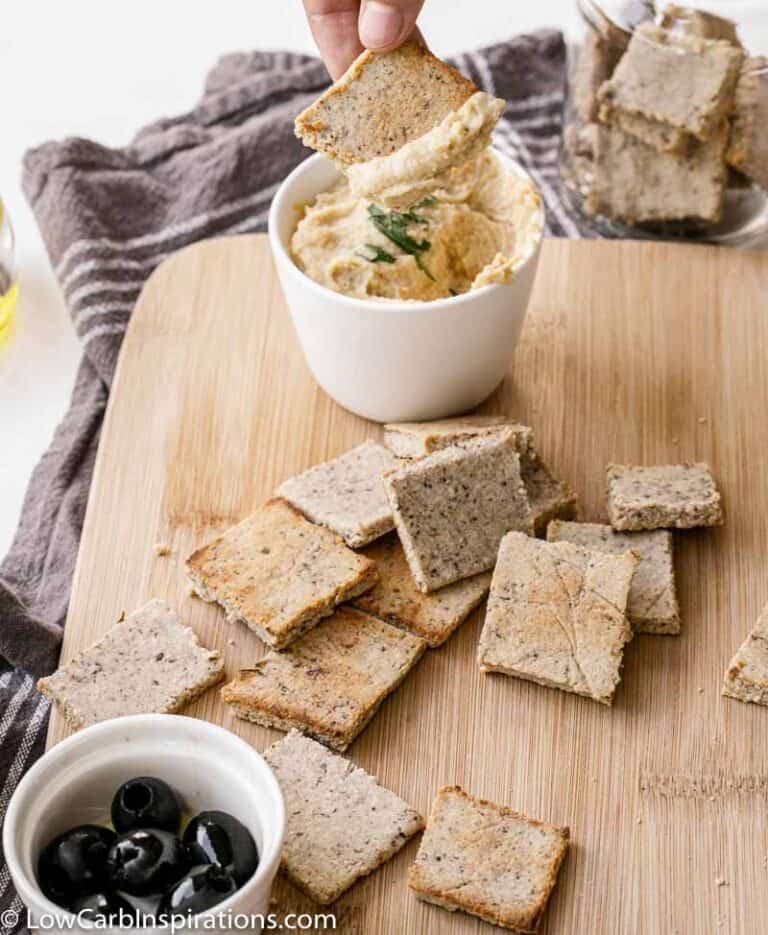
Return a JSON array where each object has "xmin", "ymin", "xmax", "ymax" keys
[
  {"xmin": 715, "ymin": 875, "xmax": 727, "ymax": 887},
  {"xmin": 186, "ymin": 586, "xmax": 197, "ymax": 598},
  {"xmin": 154, "ymin": 543, "xmax": 171, "ymax": 556},
  {"xmin": 228, "ymin": 639, "xmax": 237, "ymax": 646},
  {"xmin": 118, "ymin": 611, "xmax": 126, "ymax": 622},
  {"xmin": 636, "ymin": 817, "xmax": 642, "ymax": 825},
  {"xmin": 698, "ymin": 417, "xmax": 707, "ymax": 424},
  {"xmin": 698, "ymin": 687, "xmax": 705, "ymax": 693}
]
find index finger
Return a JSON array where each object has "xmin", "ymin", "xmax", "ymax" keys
[{"xmin": 303, "ymin": 0, "xmax": 365, "ymax": 79}]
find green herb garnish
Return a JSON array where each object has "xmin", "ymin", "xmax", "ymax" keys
[
  {"xmin": 357, "ymin": 243, "xmax": 396, "ymax": 264},
  {"xmin": 410, "ymin": 195, "xmax": 437, "ymax": 210},
  {"xmin": 367, "ymin": 204, "xmax": 435, "ymax": 281}
]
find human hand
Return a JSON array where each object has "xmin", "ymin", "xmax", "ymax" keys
[{"xmin": 302, "ymin": 0, "xmax": 426, "ymax": 79}]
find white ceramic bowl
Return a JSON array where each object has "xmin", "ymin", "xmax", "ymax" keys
[
  {"xmin": 268, "ymin": 150, "xmax": 544, "ymax": 423},
  {"xmin": 3, "ymin": 715, "xmax": 285, "ymax": 934}
]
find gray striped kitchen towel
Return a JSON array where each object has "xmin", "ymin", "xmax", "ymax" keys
[{"xmin": 0, "ymin": 29, "xmax": 590, "ymax": 932}]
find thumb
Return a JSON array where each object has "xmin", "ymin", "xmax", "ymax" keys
[{"xmin": 359, "ymin": 0, "xmax": 425, "ymax": 52}]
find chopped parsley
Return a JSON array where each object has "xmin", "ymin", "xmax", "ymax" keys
[
  {"xmin": 366, "ymin": 203, "xmax": 436, "ymax": 281},
  {"xmin": 357, "ymin": 243, "xmax": 396, "ymax": 264}
]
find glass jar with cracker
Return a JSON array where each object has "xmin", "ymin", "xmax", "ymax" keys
[{"xmin": 560, "ymin": 0, "xmax": 768, "ymax": 245}]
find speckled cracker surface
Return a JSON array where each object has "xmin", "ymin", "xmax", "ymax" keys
[
  {"xmin": 478, "ymin": 533, "xmax": 636, "ymax": 705},
  {"xmin": 37, "ymin": 600, "xmax": 224, "ymax": 730},
  {"xmin": 221, "ymin": 607, "xmax": 426, "ymax": 751},
  {"xmin": 408, "ymin": 786, "xmax": 569, "ymax": 933},
  {"xmin": 606, "ymin": 462, "xmax": 724, "ymax": 531},
  {"xmin": 723, "ymin": 604, "xmax": 768, "ymax": 707},
  {"xmin": 588, "ymin": 121, "xmax": 728, "ymax": 224},
  {"xmin": 383, "ymin": 416, "xmax": 532, "ymax": 459},
  {"xmin": 264, "ymin": 731, "xmax": 423, "ymax": 904},
  {"xmin": 383, "ymin": 431, "xmax": 533, "ymax": 593},
  {"xmin": 277, "ymin": 441, "xmax": 398, "ymax": 547},
  {"xmin": 351, "ymin": 533, "xmax": 491, "ymax": 646},
  {"xmin": 186, "ymin": 498, "xmax": 377, "ymax": 649},
  {"xmin": 598, "ymin": 23, "xmax": 743, "ymax": 142},
  {"xmin": 547, "ymin": 521, "xmax": 679, "ymax": 634},
  {"xmin": 295, "ymin": 40, "xmax": 477, "ymax": 165}
]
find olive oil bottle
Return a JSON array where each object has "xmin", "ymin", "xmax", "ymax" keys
[{"xmin": 0, "ymin": 198, "xmax": 17, "ymax": 334}]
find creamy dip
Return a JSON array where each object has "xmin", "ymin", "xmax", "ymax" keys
[{"xmin": 291, "ymin": 92, "xmax": 542, "ymax": 301}]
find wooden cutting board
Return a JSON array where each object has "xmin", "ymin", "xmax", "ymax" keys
[{"xmin": 48, "ymin": 235, "xmax": 768, "ymax": 935}]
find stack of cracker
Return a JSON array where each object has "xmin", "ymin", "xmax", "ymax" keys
[
  {"xmin": 188, "ymin": 415, "xmax": 576, "ymax": 749},
  {"xmin": 565, "ymin": 4, "xmax": 767, "ymax": 226},
  {"xmin": 479, "ymin": 460, "xmax": 724, "ymax": 705}
]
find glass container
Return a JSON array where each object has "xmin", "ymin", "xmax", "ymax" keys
[{"xmin": 560, "ymin": 0, "xmax": 768, "ymax": 245}]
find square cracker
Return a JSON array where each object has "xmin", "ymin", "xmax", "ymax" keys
[
  {"xmin": 221, "ymin": 607, "xmax": 426, "ymax": 751},
  {"xmin": 477, "ymin": 532, "xmax": 637, "ymax": 705},
  {"xmin": 383, "ymin": 416, "xmax": 532, "ymax": 459},
  {"xmin": 295, "ymin": 40, "xmax": 477, "ymax": 165},
  {"xmin": 587, "ymin": 120, "xmax": 728, "ymax": 225},
  {"xmin": 351, "ymin": 533, "xmax": 491, "ymax": 647},
  {"xmin": 606, "ymin": 462, "xmax": 724, "ymax": 531},
  {"xmin": 723, "ymin": 604, "xmax": 768, "ymax": 707},
  {"xmin": 383, "ymin": 430, "xmax": 533, "ymax": 593},
  {"xmin": 598, "ymin": 23, "xmax": 743, "ymax": 143},
  {"xmin": 37, "ymin": 600, "xmax": 224, "ymax": 730},
  {"xmin": 277, "ymin": 441, "xmax": 398, "ymax": 548},
  {"xmin": 547, "ymin": 521, "xmax": 679, "ymax": 634},
  {"xmin": 186, "ymin": 498, "xmax": 377, "ymax": 650},
  {"xmin": 408, "ymin": 786, "xmax": 569, "ymax": 933},
  {"xmin": 384, "ymin": 418, "xmax": 576, "ymax": 537},
  {"xmin": 264, "ymin": 731, "xmax": 424, "ymax": 904}
]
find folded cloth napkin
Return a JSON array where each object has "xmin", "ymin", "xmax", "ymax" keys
[{"xmin": 0, "ymin": 30, "xmax": 588, "ymax": 930}]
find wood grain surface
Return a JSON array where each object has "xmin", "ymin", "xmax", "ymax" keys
[{"xmin": 48, "ymin": 235, "xmax": 768, "ymax": 935}]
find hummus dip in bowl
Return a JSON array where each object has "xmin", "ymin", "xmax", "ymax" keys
[{"xmin": 269, "ymin": 113, "xmax": 544, "ymax": 422}]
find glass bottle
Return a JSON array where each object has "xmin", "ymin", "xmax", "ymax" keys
[{"xmin": 0, "ymin": 198, "xmax": 17, "ymax": 333}]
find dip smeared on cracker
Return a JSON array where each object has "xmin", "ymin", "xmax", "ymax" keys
[{"xmin": 291, "ymin": 43, "xmax": 542, "ymax": 301}]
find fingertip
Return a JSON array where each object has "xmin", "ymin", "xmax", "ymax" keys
[{"xmin": 359, "ymin": 1, "xmax": 406, "ymax": 50}]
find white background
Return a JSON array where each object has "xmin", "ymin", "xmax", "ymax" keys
[{"xmin": 0, "ymin": 1, "xmax": 765, "ymax": 556}]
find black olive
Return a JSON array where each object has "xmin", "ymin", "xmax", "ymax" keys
[
  {"xmin": 107, "ymin": 829, "xmax": 189, "ymax": 896},
  {"xmin": 72, "ymin": 891, "xmax": 138, "ymax": 927},
  {"xmin": 111, "ymin": 777, "xmax": 181, "ymax": 833},
  {"xmin": 159, "ymin": 865, "xmax": 238, "ymax": 918},
  {"xmin": 183, "ymin": 811, "xmax": 259, "ymax": 885},
  {"xmin": 38, "ymin": 825, "xmax": 116, "ymax": 908}
]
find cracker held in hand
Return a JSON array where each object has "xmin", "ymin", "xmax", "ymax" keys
[
  {"xmin": 723, "ymin": 604, "xmax": 768, "ymax": 707},
  {"xmin": 295, "ymin": 40, "xmax": 477, "ymax": 165},
  {"xmin": 37, "ymin": 600, "xmax": 224, "ymax": 730},
  {"xmin": 478, "ymin": 532, "xmax": 637, "ymax": 705},
  {"xmin": 408, "ymin": 786, "xmax": 569, "ymax": 933},
  {"xmin": 547, "ymin": 521, "xmax": 679, "ymax": 635},
  {"xmin": 264, "ymin": 731, "xmax": 424, "ymax": 904},
  {"xmin": 606, "ymin": 462, "xmax": 724, "ymax": 531},
  {"xmin": 186, "ymin": 498, "xmax": 377, "ymax": 650},
  {"xmin": 277, "ymin": 441, "xmax": 397, "ymax": 548},
  {"xmin": 383, "ymin": 430, "xmax": 533, "ymax": 593},
  {"xmin": 351, "ymin": 533, "xmax": 491, "ymax": 647},
  {"xmin": 383, "ymin": 416, "xmax": 532, "ymax": 459},
  {"xmin": 221, "ymin": 607, "xmax": 426, "ymax": 751}
]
